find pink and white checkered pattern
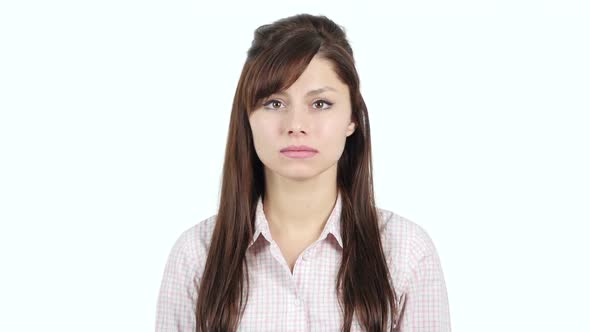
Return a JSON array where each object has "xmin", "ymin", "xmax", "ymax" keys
[{"xmin": 156, "ymin": 191, "xmax": 451, "ymax": 331}]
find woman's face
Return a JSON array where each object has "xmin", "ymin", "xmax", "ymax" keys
[{"xmin": 248, "ymin": 55, "xmax": 356, "ymax": 182}]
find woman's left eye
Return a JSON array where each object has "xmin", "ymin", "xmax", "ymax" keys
[{"xmin": 312, "ymin": 100, "xmax": 333, "ymax": 110}]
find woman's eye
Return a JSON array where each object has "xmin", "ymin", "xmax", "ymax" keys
[
  {"xmin": 262, "ymin": 99, "xmax": 333, "ymax": 110},
  {"xmin": 313, "ymin": 100, "xmax": 333, "ymax": 110},
  {"xmin": 263, "ymin": 99, "xmax": 284, "ymax": 110}
]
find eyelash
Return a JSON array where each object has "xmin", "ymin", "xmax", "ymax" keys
[{"xmin": 262, "ymin": 99, "xmax": 334, "ymax": 111}]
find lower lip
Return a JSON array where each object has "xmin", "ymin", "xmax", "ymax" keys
[{"xmin": 281, "ymin": 150, "xmax": 318, "ymax": 158}]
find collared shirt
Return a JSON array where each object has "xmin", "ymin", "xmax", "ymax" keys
[{"xmin": 156, "ymin": 191, "xmax": 451, "ymax": 331}]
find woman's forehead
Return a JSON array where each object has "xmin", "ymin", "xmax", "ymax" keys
[{"xmin": 271, "ymin": 58, "xmax": 348, "ymax": 96}]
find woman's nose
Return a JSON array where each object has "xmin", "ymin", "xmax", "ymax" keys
[{"xmin": 285, "ymin": 105, "xmax": 309, "ymax": 135}]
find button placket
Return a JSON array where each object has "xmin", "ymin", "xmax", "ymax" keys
[{"xmin": 293, "ymin": 292, "xmax": 306, "ymax": 331}]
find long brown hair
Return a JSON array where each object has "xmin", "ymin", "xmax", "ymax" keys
[{"xmin": 196, "ymin": 13, "xmax": 401, "ymax": 332}]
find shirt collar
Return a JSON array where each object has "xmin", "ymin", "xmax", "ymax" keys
[{"xmin": 248, "ymin": 190, "xmax": 343, "ymax": 249}]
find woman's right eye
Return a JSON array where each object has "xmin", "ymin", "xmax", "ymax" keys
[{"xmin": 263, "ymin": 99, "xmax": 284, "ymax": 110}]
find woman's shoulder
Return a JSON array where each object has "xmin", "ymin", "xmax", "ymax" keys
[
  {"xmin": 183, "ymin": 214, "xmax": 218, "ymax": 245},
  {"xmin": 376, "ymin": 207, "xmax": 441, "ymax": 290},
  {"xmin": 376, "ymin": 207, "xmax": 438, "ymax": 258},
  {"xmin": 165, "ymin": 214, "xmax": 218, "ymax": 273}
]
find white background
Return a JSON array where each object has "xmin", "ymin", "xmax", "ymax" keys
[{"xmin": 1, "ymin": 1, "xmax": 588, "ymax": 331}]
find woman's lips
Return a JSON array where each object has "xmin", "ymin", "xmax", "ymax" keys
[
  {"xmin": 280, "ymin": 145, "xmax": 318, "ymax": 158},
  {"xmin": 280, "ymin": 150, "xmax": 318, "ymax": 158}
]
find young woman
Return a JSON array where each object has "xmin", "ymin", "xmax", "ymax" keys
[{"xmin": 156, "ymin": 13, "xmax": 451, "ymax": 332}]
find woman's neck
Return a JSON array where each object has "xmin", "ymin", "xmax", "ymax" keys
[{"xmin": 262, "ymin": 171, "xmax": 338, "ymax": 239}]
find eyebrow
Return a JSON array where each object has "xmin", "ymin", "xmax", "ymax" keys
[{"xmin": 273, "ymin": 86, "xmax": 338, "ymax": 98}]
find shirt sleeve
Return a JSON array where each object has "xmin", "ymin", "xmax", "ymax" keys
[
  {"xmin": 155, "ymin": 229, "xmax": 199, "ymax": 332},
  {"xmin": 398, "ymin": 247, "xmax": 452, "ymax": 331}
]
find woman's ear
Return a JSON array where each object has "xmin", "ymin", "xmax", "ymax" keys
[{"xmin": 346, "ymin": 121, "xmax": 356, "ymax": 137}]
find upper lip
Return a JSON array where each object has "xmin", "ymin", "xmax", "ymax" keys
[{"xmin": 280, "ymin": 145, "xmax": 318, "ymax": 152}]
